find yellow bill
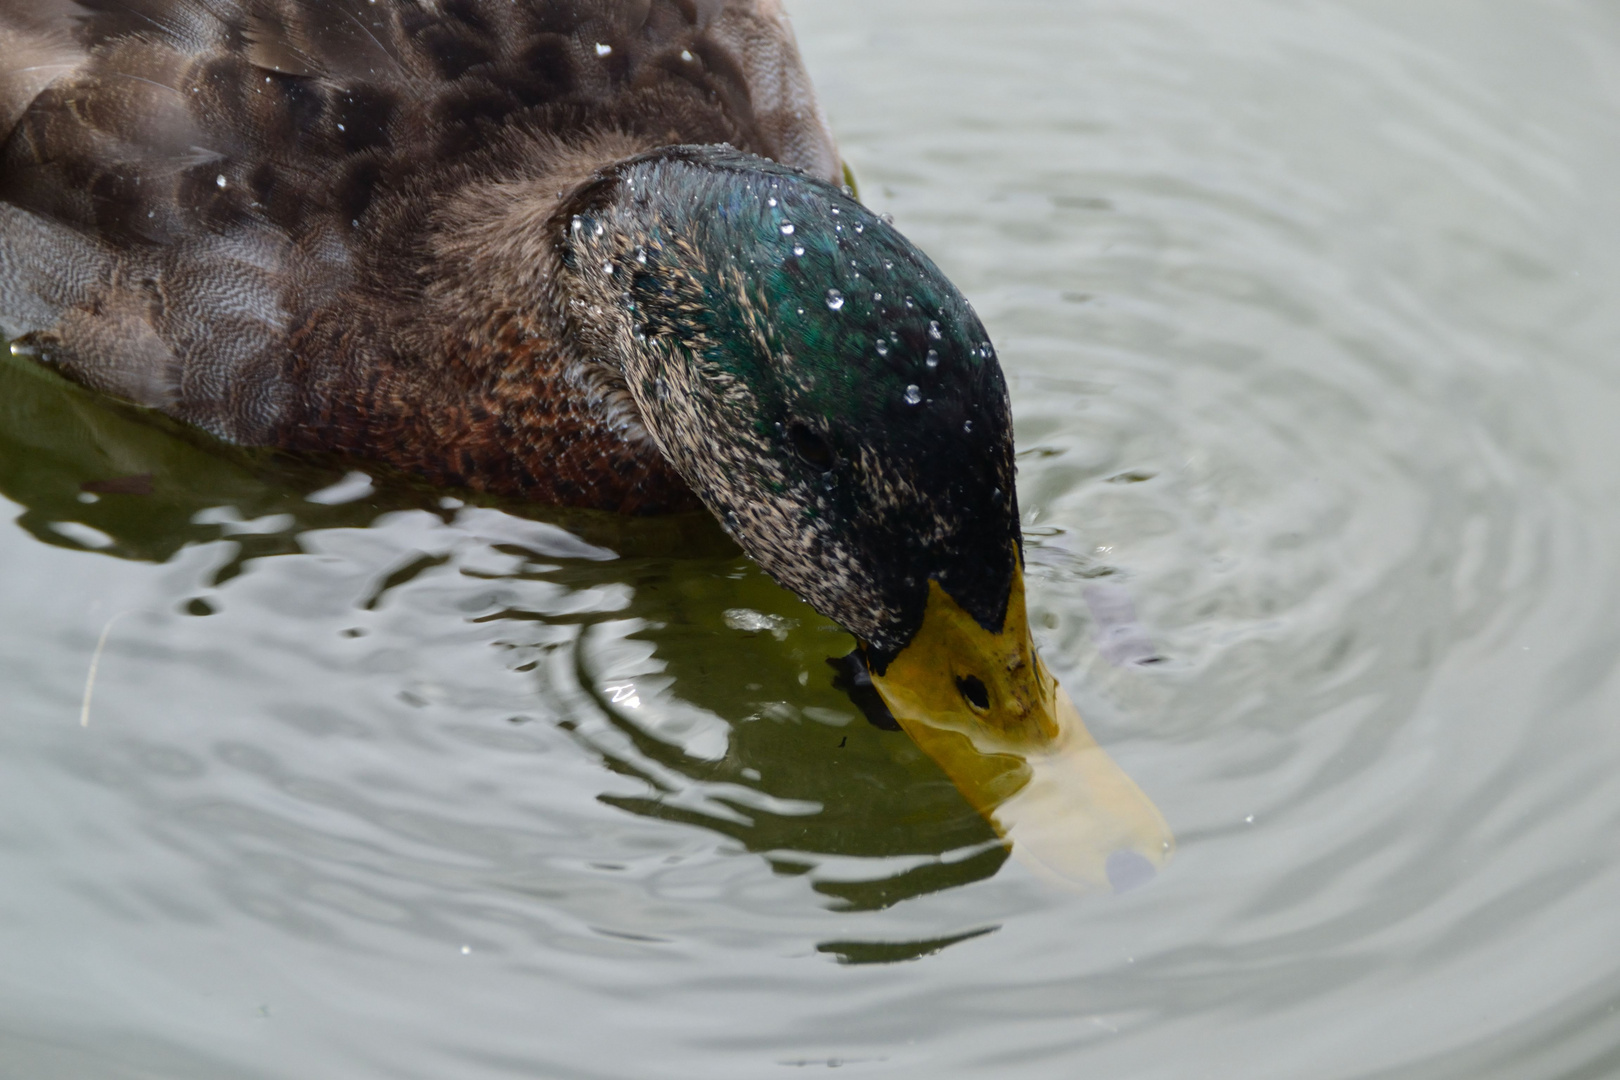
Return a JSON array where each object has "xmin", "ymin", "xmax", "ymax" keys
[{"xmin": 867, "ymin": 561, "xmax": 1173, "ymax": 892}]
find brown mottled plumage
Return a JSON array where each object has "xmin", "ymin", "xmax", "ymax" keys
[{"xmin": 0, "ymin": 0, "xmax": 838, "ymax": 510}]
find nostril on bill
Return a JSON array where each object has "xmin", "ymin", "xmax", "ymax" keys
[
  {"xmin": 955, "ymin": 674, "xmax": 989, "ymax": 710},
  {"xmin": 1105, "ymin": 849, "xmax": 1157, "ymax": 893}
]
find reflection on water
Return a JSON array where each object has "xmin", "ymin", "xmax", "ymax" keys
[
  {"xmin": 6, "ymin": 0, "xmax": 1620, "ymax": 1077},
  {"xmin": 0, "ymin": 355, "xmax": 1008, "ymax": 912}
]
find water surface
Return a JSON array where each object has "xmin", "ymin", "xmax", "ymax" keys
[{"xmin": 6, "ymin": 1, "xmax": 1620, "ymax": 1076}]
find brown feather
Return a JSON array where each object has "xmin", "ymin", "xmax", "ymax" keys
[{"xmin": 0, "ymin": 0, "xmax": 839, "ymax": 508}]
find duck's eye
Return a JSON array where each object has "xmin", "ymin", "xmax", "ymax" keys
[
  {"xmin": 956, "ymin": 674, "xmax": 990, "ymax": 711},
  {"xmin": 788, "ymin": 421, "xmax": 835, "ymax": 472}
]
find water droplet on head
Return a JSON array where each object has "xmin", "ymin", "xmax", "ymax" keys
[
  {"xmin": 780, "ymin": 222, "xmax": 795, "ymax": 236},
  {"xmin": 854, "ymin": 223, "xmax": 864, "ymax": 233},
  {"xmin": 880, "ymin": 212, "xmax": 895, "ymax": 225},
  {"xmin": 792, "ymin": 244, "xmax": 805, "ymax": 257},
  {"xmin": 926, "ymin": 349, "xmax": 939, "ymax": 369},
  {"xmin": 571, "ymin": 215, "xmax": 583, "ymax": 233},
  {"xmin": 904, "ymin": 296, "xmax": 915, "ymax": 310},
  {"xmin": 875, "ymin": 339, "xmax": 890, "ymax": 356},
  {"xmin": 825, "ymin": 289, "xmax": 845, "ymax": 311},
  {"xmin": 928, "ymin": 320, "xmax": 942, "ymax": 340},
  {"xmin": 963, "ymin": 420, "xmax": 974, "ymax": 433},
  {"xmin": 873, "ymin": 292, "xmax": 882, "ymax": 302},
  {"xmin": 595, "ymin": 42, "xmax": 612, "ymax": 56},
  {"xmin": 636, "ymin": 246, "xmax": 647, "ymax": 264},
  {"xmin": 904, "ymin": 384, "xmax": 922, "ymax": 405},
  {"xmin": 602, "ymin": 261, "xmax": 614, "ymax": 275},
  {"xmin": 767, "ymin": 196, "xmax": 778, "ymax": 207},
  {"xmin": 593, "ymin": 222, "xmax": 604, "ymax": 238}
]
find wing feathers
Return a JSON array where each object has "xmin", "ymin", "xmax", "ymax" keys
[
  {"xmin": 0, "ymin": 203, "xmax": 108, "ymax": 335},
  {"xmin": 0, "ymin": 0, "xmax": 86, "ymax": 133},
  {"xmin": 0, "ymin": 0, "xmax": 843, "ymax": 439}
]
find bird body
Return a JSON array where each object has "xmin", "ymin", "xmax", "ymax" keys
[{"xmin": 0, "ymin": 0, "xmax": 837, "ymax": 511}]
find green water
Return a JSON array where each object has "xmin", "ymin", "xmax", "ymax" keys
[{"xmin": 6, "ymin": 1, "xmax": 1620, "ymax": 1076}]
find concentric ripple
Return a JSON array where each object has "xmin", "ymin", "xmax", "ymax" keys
[{"xmin": 4, "ymin": 1, "xmax": 1620, "ymax": 1078}]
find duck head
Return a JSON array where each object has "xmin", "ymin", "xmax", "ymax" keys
[{"xmin": 554, "ymin": 146, "xmax": 1172, "ymax": 890}]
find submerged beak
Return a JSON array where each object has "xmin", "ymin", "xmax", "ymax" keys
[{"xmin": 867, "ymin": 563, "xmax": 1174, "ymax": 892}]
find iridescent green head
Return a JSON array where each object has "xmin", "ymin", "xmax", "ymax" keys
[{"xmin": 556, "ymin": 146, "xmax": 1017, "ymax": 663}]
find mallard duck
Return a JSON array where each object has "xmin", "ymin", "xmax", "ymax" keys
[{"xmin": 0, "ymin": 0, "xmax": 1170, "ymax": 888}]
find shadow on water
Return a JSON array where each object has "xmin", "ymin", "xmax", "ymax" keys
[{"xmin": 0, "ymin": 348, "xmax": 1006, "ymax": 917}]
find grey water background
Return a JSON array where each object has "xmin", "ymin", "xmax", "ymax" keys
[{"xmin": 5, "ymin": 0, "xmax": 1620, "ymax": 1076}]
